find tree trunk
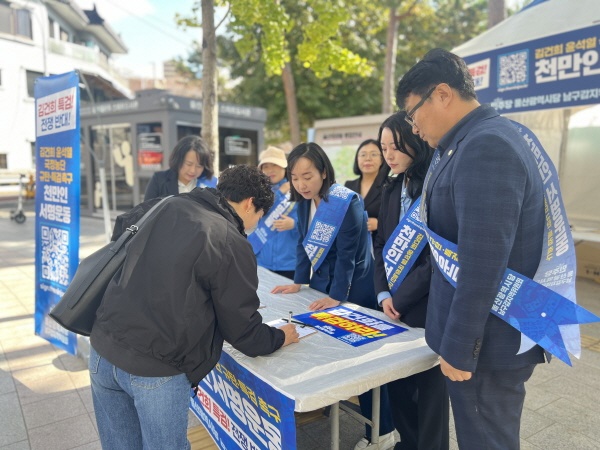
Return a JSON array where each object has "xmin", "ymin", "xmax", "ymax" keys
[
  {"xmin": 488, "ymin": 0, "xmax": 506, "ymax": 28},
  {"xmin": 201, "ymin": 0, "xmax": 219, "ymax": 172},
  {"xmin": 281, "ymin": 63, "xmax": 301, "ymax": 146},
  {"xmin": 382, "ymin": 7, "xmax": 399, "ymax": 114}
]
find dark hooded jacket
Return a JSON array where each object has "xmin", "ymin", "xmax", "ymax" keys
[{"xmin": 91, "ymin": 188, "xmax": 285, "ymax": 385}]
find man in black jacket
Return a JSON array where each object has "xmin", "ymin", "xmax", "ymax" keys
[{"xmin": 89, "ymin": 164, "xmax": 299, "ymax": 450}]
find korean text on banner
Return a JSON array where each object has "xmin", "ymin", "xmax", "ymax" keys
[
  {"xmin": 33, "ymin": 72, "xmax": 81, "ymax": 355},
  {"xmin": 191, "ymin": 351, "xmax": 296, "ymax": 450}
]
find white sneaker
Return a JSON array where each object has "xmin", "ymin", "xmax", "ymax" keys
[{"xmin": 353, "ymin": 431, "xmax": 396, "ymax": 450}]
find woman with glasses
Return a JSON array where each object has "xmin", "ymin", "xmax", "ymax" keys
[
  {"xmin": 374, "ymin": 111, "xmax": 449, "ymax": 450},
  {"xmin": 344, "ymin": 139, "xmax": 389, "ymax": 243}
]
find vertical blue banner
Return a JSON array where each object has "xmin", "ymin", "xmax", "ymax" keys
[
  {"xmin": 33, "ymin": 72, "xmax": 80, "ymax": 355},
  {"xmin": 190, "ymin": 351, "xmax": 296, "ymax": 450}
]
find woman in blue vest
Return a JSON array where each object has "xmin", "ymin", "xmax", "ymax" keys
[
  {"xmin": 251, "ymin": 146, "xmax": 300, "ymax": 280},
  {"xmin": 375, "ymin": 112, "xmax": 449, "ymax": 450},
  {"xmin": 144, "ymin": 135, "xmax": 216, "ymax": 201},
  {"xmin": 272, "ymin": 142, "xmax": 396, "ymax": 449}
]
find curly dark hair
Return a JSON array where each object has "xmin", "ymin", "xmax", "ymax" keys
[
  {"xmin": 217, "ymin": 165, "xmax": 274, "ymax": 215},
  {"xmin": 168, "ymin": 135, "xmax": 215, "ymax": 179}
]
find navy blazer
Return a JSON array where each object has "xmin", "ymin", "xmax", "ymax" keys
[
  {"xmin": 373, "ymin": 175, "xmax": 430, "ymax": 328},
  {"xmin": 144, "ymin": 169, "xmax": 179, "ymax": 201},
  {"xmin": 294, "ymin": 194, "xmax": 376, "ymax": 307},
  {"xmin": 425, "ymin": 105, "xmax": 546, "ymax": 372}
]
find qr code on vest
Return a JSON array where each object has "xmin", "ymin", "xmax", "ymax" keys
[
  {"xmin": 498, "ymin": 50, "xmax": 528, "ymax": 88},
  {"xmin": 41, "ymin": 225, "xmax": 70, "ymax": 285},
  {"xmin": 311, "ymin": 221, "xmax": 335, "ymax": 243}
]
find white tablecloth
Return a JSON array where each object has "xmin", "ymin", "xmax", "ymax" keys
[{"xmin": 223, "ymin": 267, "xmax": 439, "ymax": 412}]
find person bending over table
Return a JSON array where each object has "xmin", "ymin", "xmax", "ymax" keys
[{"xmin": 271, "ymin": 142, "xmax": 396, "ymax": 450}]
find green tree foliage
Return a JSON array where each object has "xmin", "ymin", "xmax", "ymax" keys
[{"xmin": 179, "ymin": 0, "xmax": 487, "ymax": 142}]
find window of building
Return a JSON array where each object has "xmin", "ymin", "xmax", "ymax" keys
[
  {"xmin": 26, "ymin": 70, "xmax": 43, "ymax": 97},
  {"xmin": 15, "ymin": 8, "xmax": 31, "ymax": 38},
  {"xmin": 48, "ymin": 17, "xmax": 55, "ymax": 38},
  {"xmin": 0, "ymin": 4, "xmax": 31, "ymax": 39},
  {"xmin": 0, "ymin": 154, "xmax": 7, "ymax": 169},
  {"xmin": 59, "ymin": 26, "xmax": 69, "ymax": 42}
]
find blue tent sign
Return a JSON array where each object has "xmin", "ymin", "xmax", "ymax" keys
[{"xmin": 463, "ymin": 24, "xmax": 600, "ymax": 114}]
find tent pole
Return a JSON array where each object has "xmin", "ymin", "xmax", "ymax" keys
[{"xmin": 558, "ymin": 109, "xmax": 571, "ymax": 181}]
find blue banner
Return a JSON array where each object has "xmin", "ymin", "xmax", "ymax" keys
[
  {"xmin": 303, "ymin": 184, "xmax": 356, "ymax": 271},
  {"xmin": 33, "ymin": 72, "xmax": 81, "ymax": 355},
  {"xmin": 191, "ymin": 351, "xmax": 296, "ymax": 450},
  {"xmin": 463, "ymin": 25, "xmax": 600, "ymax": 114},
  {"xmin": 248, "ymin": 190, "xmax": 295, "ymax": 254},
  {"xmin": 293, "ymin": 306, "xmax": 407, "ymax": 347},
  {"xmin": 420, "ymin": 122, "xmax": 600, "ymax": 365},
  {"xmin": 382, "ymin": 199, "xmax": 428, "ymax": 294}
]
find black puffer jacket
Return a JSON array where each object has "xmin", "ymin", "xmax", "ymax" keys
[{"xmin": 91, "ymin": 188, "xmax": 285, "ymax": 385}]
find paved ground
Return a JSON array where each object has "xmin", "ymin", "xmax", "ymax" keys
[{"xmin": 1, "ymin": 200, "xmax": 599, "ymax": 450}]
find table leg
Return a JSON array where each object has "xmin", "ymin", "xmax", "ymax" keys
[
  {"xmin": 330, "ymin": 402, "xmax": 340, "ymax": 450},
  {"xmin": 371, "ymin": 386, "xmax": 380, "ymax": 447}
]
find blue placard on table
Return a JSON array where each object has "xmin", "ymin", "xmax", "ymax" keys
[
  {"xmin": 191, "ymin": 351, "xmax": 296, "ymax": 449},
  {"xmin": 293, "ymin": 306, "xmax": 407, "ymax": 347},
  {"xmin": 33, "ymin": 72, "xmax": 80, "ymax": 355}
]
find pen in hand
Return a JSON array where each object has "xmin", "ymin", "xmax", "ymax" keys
[
  {"xmin": 288, "ymin": 311, "xmax": 292, "ymax": 324},
  {"xmin": 280, "ymin": 318, "xmax": 318, "ymax": 329}
]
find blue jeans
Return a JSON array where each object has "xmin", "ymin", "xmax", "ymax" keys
[{"xmin": 89, "ymin": 345, "xmax": 192, "ymax": 450}]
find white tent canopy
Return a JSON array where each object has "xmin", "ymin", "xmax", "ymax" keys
[{"xmin": 453, "ymin": 0, "xmax": 600, "ymax": 235}]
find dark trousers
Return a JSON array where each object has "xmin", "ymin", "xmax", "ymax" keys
[
  {"xmin": 447, "ymin": 364, "xmax": 536, "ymax": 450},
  {"xmin": 358, "ymin": 384, "xmax": 395, "ymax": 440},
  {"xmin": 388, "ymin": 366, "xmax": 449, "ymax": 450}
]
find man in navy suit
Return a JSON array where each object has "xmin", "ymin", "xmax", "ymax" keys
[{"xmin": 396, "ymin": 49, "xmax": 547, "ymax": 449}]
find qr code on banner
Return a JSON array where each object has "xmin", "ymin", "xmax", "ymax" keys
[
  {"xmin": 498, "ymin": 50, "xmax": 528, "ymax": 89},
  {"xmin": 341, "ymin": 333, "xmax": 365, "ymax": 344},
  {"xmin": 310, "ymin": 221, "xmax": 335, "ymax": 243},
  {"xmin": 41, "ymin": 225, "xmax": 70, "ymax": 286}
]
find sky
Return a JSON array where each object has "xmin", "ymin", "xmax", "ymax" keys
[
  {"xmin": 76, "ymin": 0, "xmax": 525, "ymax": 79},
  {"xmin": 77, "ymin": 0, "xmax": 204, "ymax": 78}
]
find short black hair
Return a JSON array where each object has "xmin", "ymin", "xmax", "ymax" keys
[
  {"xmin": 378, "ymin": 111, "xmax": 433, "ymax": 199},
  {"xmin": 287, "ymin": 143, "xmax": 336, "ymax": 202},
  {"xmin": 352, "ymin": 139, "xmax": 384, "ymax": 176},
  {"xmin": 217, "ymin": 164, "xmax": 274, "ymax": 215},
  {"xmin": 396, "ymin": 48, "xmax": 476, "ymax": 110},
  {"xmin": 168, "ymin": 135, "xmax": 215, "ymax": 179}
]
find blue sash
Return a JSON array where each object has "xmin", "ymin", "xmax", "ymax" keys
[
  {"xmin": 419, "ymin": 121, "xmax": 599, "ymax": 365},
  {"xmin": 197, "ymin": 175, "xmax": 217, "ymax": 188},
  {"xmin": 248, "ymin": 190, "xmax": 295, "ymax": 254},
  {"xmin": 382, "ymin": 199, "xmax": 428, "ymax": 294},
  {"xmin": 303, "ymin": 184, "xmax": 357, "ymax": 271}
]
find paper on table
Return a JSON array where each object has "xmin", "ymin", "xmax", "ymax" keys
[{"xmin": 266, "ymin": 319, "xmax": 317, "ymax": 339}]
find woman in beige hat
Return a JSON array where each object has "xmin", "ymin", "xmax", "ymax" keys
[{"xmin": 248, "ymin": 146, "xmax": 300, "ymax": 279}]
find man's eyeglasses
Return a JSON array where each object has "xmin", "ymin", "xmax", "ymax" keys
[{"xmin": 404, "ymin": 85, "xmax": 437, "ymax": 128}]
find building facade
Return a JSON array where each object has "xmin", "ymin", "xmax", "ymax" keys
[{"xmin": 0, "ymin": 0, "xmax": 130, "ymax": 172}]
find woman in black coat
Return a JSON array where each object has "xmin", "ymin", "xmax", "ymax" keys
[
  {"xmin": 144, "ymin": 135, "xmax": 215, "ymax": 201},
  {"xmin": 344, "ymin": 139, "xmax": 388, "ymax": 243},
  {"xmin": 374, "ymin": 112, "xmax": 449, "ymax": 450}
]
